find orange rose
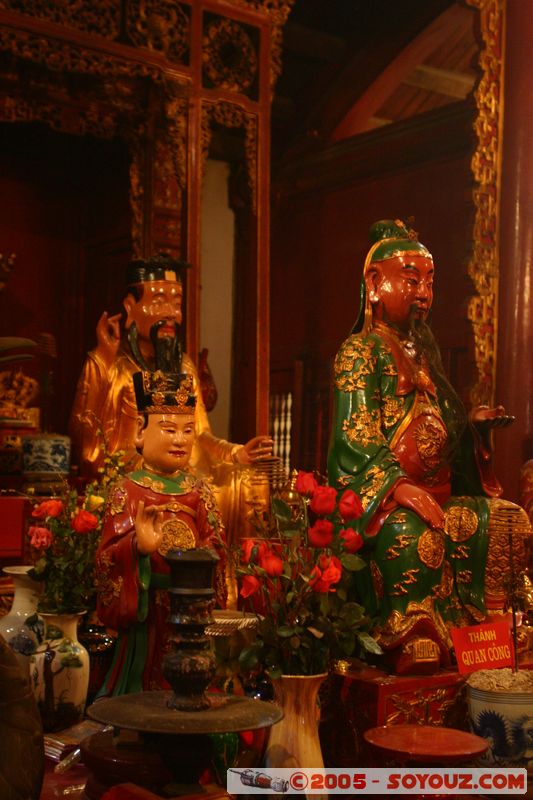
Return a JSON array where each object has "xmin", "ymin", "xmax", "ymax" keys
[
  {"xmin": 71, "ymin": 509, "xmax": 99, "ymax": 533},
  {"xmin": 32, "ymin": 499, "xmax": 64, "ymax": 519}
]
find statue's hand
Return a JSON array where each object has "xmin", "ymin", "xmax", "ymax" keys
[
  {"xmin": 95, "ymin": 311, "xmax": 122, "ymax": 369},
  {"xmin": 393, "ymin": 482, "xmax": 445, "ymax": 530},
  {"xmin": 234, "ymin": 436, "xmax": 274, "ymax": 465},
  {"xmin": 470, "ymin": 404, "xmax": 515, "ymax": 430},
  {"xmin": 135, "ymin": 500, "xmax": 165, "ymax": 555}
]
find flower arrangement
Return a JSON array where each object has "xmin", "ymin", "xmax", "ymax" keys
[
  {"xmin": 237, "ymin": 470, "xmax": 381, "ymax": 678},
  {"xmin": 27, "ymin": 451, "xmax": 124, "ymax": 614}
]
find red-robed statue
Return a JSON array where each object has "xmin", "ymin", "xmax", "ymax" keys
[
  {"xmin": 95, "ymin": 367, "xmax": 226, "ymax": 697},
  {"xmin": 328, "ymin": 219, "xmax": 532, "ymax": 674}
]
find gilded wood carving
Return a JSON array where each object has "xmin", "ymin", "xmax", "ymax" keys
[{"xmin": 466, "ymin": 0, "xmax": 505, "ymax": 406}]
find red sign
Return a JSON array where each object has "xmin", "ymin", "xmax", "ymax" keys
[{"xmin": 451, "ymin": 620, "xmax": 514, "ymax": 675}]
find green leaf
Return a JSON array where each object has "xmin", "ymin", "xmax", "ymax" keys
[
  {"xmin": 267, "ymin": 666, "xmax": 282, "ymax": 680},
  {"xmin": 339, "ymin": 602, "xmax": 365, "ymax": 626},
  {"xmin": 277, "ymin": 626, "xmax": 295, "ymax": 638},
  {"xmin": 341, "ymin": 553, "xmax": 367, "ymax": 572},
  {"xmin": 357, "ymin": 631, "xmax": 383, "ymax": 655},
  {"xmin": 238, "ymin": 646, "xmax": 260, "ymax": 670},
  {"xmin": 337, "ymin": 632, "xmax": 356, "ymax": 655}
]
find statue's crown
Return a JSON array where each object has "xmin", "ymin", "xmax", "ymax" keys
[{"xmin": 133, "ymin": 370, "xmax": 196, "ymax": 415}]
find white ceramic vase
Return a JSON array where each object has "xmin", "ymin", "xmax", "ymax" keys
[
  {"xmin": 0, "ymin": 565, "xmax": 43, "ymax": 676},
  {"xmin": 30, "ymin": 611, "xmax": 89, "ymax": 732}
]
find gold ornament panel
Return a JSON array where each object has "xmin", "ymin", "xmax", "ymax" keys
[
  {"xmin": 417, "ymin": 529, "xmax": 445, "ymax": 570},
  {"xmin": 2, "ymin": 0, "xmax": 120, "ymax": 39},
  {"xmin": 444, "ymin": 506, "xmax": 478, "ymax": 542},
  {"xmin": 202, "ymin": 15, "xmax": 258, "ymax": 97},
  {"xmin": 126, "ymin": 0, "xmax": 191, "ymax": 64},
  {"xmin": 158, "ymin": 518, "xmax": 196, "ymax": 555}
]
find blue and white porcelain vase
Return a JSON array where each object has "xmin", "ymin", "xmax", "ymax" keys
[
  {"xmin": 30, "ymin": 612, "xmax": 89, "ymax": 732},
  {"xmin": 0, "ymin": 565, "xmax": 43, "ymax": 677},
  {"xmin": 21, "ymin": 433, "xmax": 71, "ymax": 479},
  {"xmin": 468, "ymin": 668, "xmax": 533, "ymax": 768}
]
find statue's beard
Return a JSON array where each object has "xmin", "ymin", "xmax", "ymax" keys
[{"xmin": 407, "ymin": 311, "xmax": 468, "ymax": 459}]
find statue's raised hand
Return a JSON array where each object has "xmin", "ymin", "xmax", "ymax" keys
[
  {"xmin": 234, "ymin": 435, "xmax": 274, "ymax": 465},
  {"xmin": 393, "ymin": 482, "xmax": 445, "ymax": 530},
  {"xmin": 95, "ymin": 311, "xmax": 122, "ymax": 370},
  {"xmin": 135, "ymin": 500, "xmax": 165, "ymax": 555},
  {"xmin": 470, "ymin": 404, "xmax": 515, "ymax": 431}
]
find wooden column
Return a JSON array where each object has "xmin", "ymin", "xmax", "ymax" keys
[{"xmin": 495, "ymin": 0, "xmax": 533, "ymax": 500}]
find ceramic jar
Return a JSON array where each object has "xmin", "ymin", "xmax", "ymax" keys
[
  {"xmin": 468, "ymin": 680, "xmax": 533, "ymax": 768},
  {"xmin": 30, "ymin": 611, "xmax": 89, "ymax": 732},
  {"xmin": 0, "ymin": 565, "xmax": 43, "ymax": 676},
  {"xmin": 22, "ymin": 433, "xmax": 71, "ymax": 478}
]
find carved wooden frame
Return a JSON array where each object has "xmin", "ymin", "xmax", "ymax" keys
[
  {"xmin": 0, "ymin": 0, "xmax": 293, "ymax": 434},
  {"xmin": 466, "ymin": 0, "xmax": 505, "ymax": 406}
]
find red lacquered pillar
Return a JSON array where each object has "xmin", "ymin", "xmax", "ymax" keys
[{"xmin": 495, "ymin": 0, "xmax": 533, "ymax": 501}]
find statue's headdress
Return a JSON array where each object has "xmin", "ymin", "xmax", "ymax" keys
[
  {"xmin": 130, "ymin": 313, "xmax": 196, "ymax": 415},
  {"xmin": 353, "ymin": 219, "xmax": 432, "ymax": 333},
  {"xmin": 126, "ymin": 252, "xmax": 191, "ymax": 287},
  {"xmin": 133, "ymin": 370, "xmax": 196, "ymax": 415}
]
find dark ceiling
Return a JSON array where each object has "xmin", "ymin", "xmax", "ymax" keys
[{"xmin": 272, "ymin": 0, "xmax": 478, "ymax": 163}]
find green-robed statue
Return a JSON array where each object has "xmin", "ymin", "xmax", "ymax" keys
[{"xmin": 328, "ymin": 219, "xmax": 532, "ymax": 674}]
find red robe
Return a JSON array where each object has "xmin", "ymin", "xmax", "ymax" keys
[{"xmin": 95, "ymin": 469, "xmax": 225, "ymax": 696}]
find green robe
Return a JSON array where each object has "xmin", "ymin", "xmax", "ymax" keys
[{"xmin": 327, "ymin": 322, "xmax": 494, "ymax": 656}]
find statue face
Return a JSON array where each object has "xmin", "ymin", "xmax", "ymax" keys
[
  {"xmin": 124, "ymin": 280, "xmax": 183, "ymax": 341},
  {"xmin": 367, "ymin": 254, "xmax": 434, "ymax": 330},
  {"xmin": 136, "ymin": 413, "xmax": 195, "ymax": 474}
]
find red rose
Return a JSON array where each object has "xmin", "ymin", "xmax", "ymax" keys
[
  {"xmin": 28, "ymin": 526, "xmax": 53, "ymax": 550},
  {"xmin": 71, "ymin": 509, "xmax": 99, "ymax": 533},
  {"xmin": 309, "ymin": 554, "xmax": 342, "ymax": 593},
  {"xmin": 308, "ymin": 519, "xmax": 334, "ymax": 548},
  {"xmin": 309, "ymin": 485, "xmax": 337, "ymax": 516},
  {"xmin": 338, "ymin": 489, "xmax": 364, "ymax": 521},
  {"xmin": 241, "ymin": 539, "xmax": 256, "ymax": 564},
  {"xmin": 259, "ymin": 549, "xmax": 283, "ymax": 577},
  {"xmin": 240, "ymin": 574, "xmax": 261, "ymax": 598},
  {"xmin": 32, "ymin": 499, "xmax": 64, "ymax": 519},
  {"xmin": 294, "ymin": 471, "xmax": 318, "ymax": 497},
  {"xmin": 241, "ymin": 539, "xmax": 267, "ymax": 564},
  {"xmin": 339, "ymin": 527, "xmax": 364, "ymax": 553}
]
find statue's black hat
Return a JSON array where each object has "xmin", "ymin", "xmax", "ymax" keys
[{"xmin": 126, "ymin": 253, "xmax": 191, "ymax": 287}]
